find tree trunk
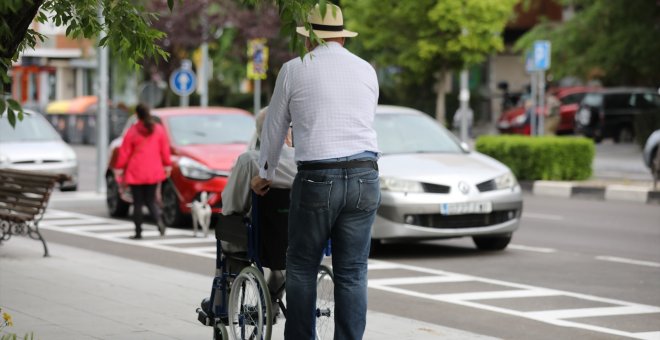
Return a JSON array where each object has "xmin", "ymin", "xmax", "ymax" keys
[{"xmin": 434, "ymin": 71, "xmax": 451, "ymax": 126}]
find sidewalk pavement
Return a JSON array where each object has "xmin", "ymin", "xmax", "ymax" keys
[{"xmin": 0, "ymin": 237, "xmax": 496, "ymax": 340}]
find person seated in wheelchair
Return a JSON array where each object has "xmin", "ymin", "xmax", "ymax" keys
[{"xmin": 219, "ymin": 107, "xmax": 296, "ymax": 306}]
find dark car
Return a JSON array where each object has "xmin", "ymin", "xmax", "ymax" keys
[{"xmin": 575, "ymin": 88, "xmax": 660, "ymax": 143}]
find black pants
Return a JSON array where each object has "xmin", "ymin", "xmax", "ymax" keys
[{"xmin": 130, "ymin": 184, "xmax": 160, "ymax": 235}]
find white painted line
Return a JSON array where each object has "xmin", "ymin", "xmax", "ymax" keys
[
  {"xmin": 185, "ymin": 246, "xmax": 217, "ymax": 253},
  {"xmin": 508, "ymin": 244, "xmax": 557, "ymax": 253},
  {"xmin": 367, "ymin": 262, "xmax": 401, "ymax": 270},
  {"xmin": 51, "ymin": 191, "xmax": 105, "ymax": 201},
  {"xmin": 596, "ymin": 256, "xmax": 660, "ymax": 268},
  {"xmin": 368, "ymin": 275, "xmax": 471, "ymax": 286},
  {"xmin": 434, "ymin": 289, "xmax": 560, "ymax": 301},
  {"xmin": 633, "ymin": 331, "xmax": 660, "ymax": 340},
  {"xmin": 69, "ymin": 224, "xmax": 136, "ymax": 232},
  {"xmin": 42, "ymin": 219, "xmax": 109, "ymax": 226},
  {"xmin": 151, "ymin": 236, "xmax": 216, "ymax": 245},
  {"xmin": 527, "ymin": 305, "xmax": 660, "ymax": 320},
  {"xmin": 522, "ymin": 212, "xmax": 564, "ymax": 221}
]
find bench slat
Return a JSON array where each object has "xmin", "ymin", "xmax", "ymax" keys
[
  {"xmin": 0, "ymin": 210, "xmax": 33, "ymax": 223},
  {"xmin": 0, "ymin": 168, "xmax": 68, "ymax": 181},
  {"xmin": 0, "ymin": 202, "xmax": 40, "ymax": 215},
  {"xmin": 0, "ymin": 179, "xmax": 55, "ymax": 193},
  {"xmin": 0, "ymin": 186, "xmax": 50, "ymax": 198},
  {"xmin": 0, "ymin": 195, "xmax": 45, "ymax": 209}
]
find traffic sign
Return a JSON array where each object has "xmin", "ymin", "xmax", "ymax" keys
[
  {"xmin": 533, "ymin": 40, "xmax": 551, "ymax": 71},
  {"xmin": 247, "ymin": 38, "xmax": 268, "ymax": 80},
  {"xmin": 525, "ymin": 51, "xmax": 536, "ymax": 73},
  {"xmin": 169, "ymin": 67, "xmax": 197, "ymax": 96}
]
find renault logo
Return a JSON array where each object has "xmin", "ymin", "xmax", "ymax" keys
[{"xmin": 458, "ymin": 181, "xmax": 470, "ymax": 195}]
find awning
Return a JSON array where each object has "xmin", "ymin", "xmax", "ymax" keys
[{"xmin": 46, "ymin": 96, "xmax": 98, "ymax": 115}]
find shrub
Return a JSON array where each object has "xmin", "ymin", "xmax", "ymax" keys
[{"xmin": 475, "ymin": 135, "xmax": 595, "ymax": 181}]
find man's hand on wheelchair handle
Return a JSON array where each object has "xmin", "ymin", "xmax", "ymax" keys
[{"xmin": 251, "ymin": 176, "xmax": 272, "ymax": 196}]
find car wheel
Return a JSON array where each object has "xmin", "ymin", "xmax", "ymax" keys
[
  {"xmin": 161, "ymin": 181, "xmax": 188, "ymax": 228},
  {"xmin": 472, "ymin": 233, "xmax": 512, "ymax": 251},
  {"xmin": 369, "ymin": 238, "xmax": 383, "ymax": 257},
  {"xmin": 106, "ymin": 173, "xmax": 129, "ymax": 217},
  {"xmin": 614, "ymin": 126, "xmax": 634, "ymax": 143},
  {"xmin": 60, "ymin": 184, "xmax": 78, "ymax": 192}
]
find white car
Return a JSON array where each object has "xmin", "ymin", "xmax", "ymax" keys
[
  {"xmin": 373, "ymin": 105, "xmax": 523, "ymax": 250},
  {"xmin": 0, "ymin": 110, "xmax": 78, "ymax": 190}
]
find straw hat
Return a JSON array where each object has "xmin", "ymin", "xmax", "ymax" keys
[{"xmin": 296, "ymin": 3, "xmax": 357, "ymax": 39}]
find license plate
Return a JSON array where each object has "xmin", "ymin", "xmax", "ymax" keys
[{"xmin": 440, "ymin": 202, "xmax": 492, "ymax": 215}]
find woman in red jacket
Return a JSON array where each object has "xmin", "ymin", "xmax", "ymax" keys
[{"xmin": 115, "ymin": 104, "xmax": 172, "ymax": 239}]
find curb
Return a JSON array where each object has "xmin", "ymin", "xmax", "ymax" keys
[{"xmin": 521, "ymin": 181, "xmax": 660, "ymax": 205}]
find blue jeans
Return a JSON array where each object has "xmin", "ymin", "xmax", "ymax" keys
[{"xmin": 285, "ymin": 156, "xmax": 380, "ymax": 340}]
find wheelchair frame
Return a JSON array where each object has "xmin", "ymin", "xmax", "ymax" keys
[{"xmin": 197, "ymin": 192, "xmax": 335, "ymax": 340}]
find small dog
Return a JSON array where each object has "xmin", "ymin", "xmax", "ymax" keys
[{"xmin": 189, "ymin": 192, "xmax": 212, "ymax": 238}]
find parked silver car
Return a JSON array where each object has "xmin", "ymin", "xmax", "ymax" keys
[
  {"xmin": 373, "ymin": 106, "xmax": 523, "ymax": 250},
  {"xmin": 0, "ymin": 110, "xmax": 78, "ymax": 190}
]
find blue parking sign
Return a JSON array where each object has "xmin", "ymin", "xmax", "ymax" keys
[
  {"xmin": 170, "ymin": 68, "xmax": 197, "ymax": 96},
  {"xmin": 533, "ymin": 40, "xmax": 551, "ymax": 71}
]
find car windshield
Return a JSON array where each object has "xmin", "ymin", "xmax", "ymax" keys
[
  {"xmin": 583, "ymin": 93, "xmax": 603, "ymax": 107},
  {"xmin": 167, "ymin": 114, "xmax": 254, "ymax": 146},
  {"xmin": 0, "ymin": 113, "xmax": 61, "ymax": 142},
  {"xmin": 374, "ymin": 113, "xmax": 463, "ymax": 154}
]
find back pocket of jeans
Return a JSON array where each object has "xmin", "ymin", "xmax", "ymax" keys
[
  {"xmin": 357, "ymin": 177, "xmax": 380, "ymax": 212},
  {"xmin": 300, "ymin": 179, "xmax": 332, "ymax": 210}
]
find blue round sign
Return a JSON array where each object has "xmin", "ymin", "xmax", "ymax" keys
[{"xmin": 169, "ymin": 68, "xmax": 197, "ymax": 96}]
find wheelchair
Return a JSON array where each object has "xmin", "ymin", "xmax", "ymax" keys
[{"xmin": 197, "ymin": 189, "xmax": 335, "ymax": 340}]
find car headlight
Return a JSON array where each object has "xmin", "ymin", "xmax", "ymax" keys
[
  {"xmin": 513, "ymin": 113, "xmax": 527, "ymax": 126},
  {"xmin": 494, "ymin": 172, "xmax": 518, "ymax": 190},
  {"xmin": 178, "ymin": 156, "xmax": 214, "ymax": 180},
  {"xmin": 577, "ymin": 108, "xmax": 591, "ymax": 126},
  {"xmin": 380, "ymin": 177, "xmax": 424, "ymax": 193}
]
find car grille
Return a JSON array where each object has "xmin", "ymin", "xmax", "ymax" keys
[
  {"xmin": 476, "ymin": 180, "xmax": 496, "ymax": 192},
  {"xmin": 405, "ymin": 209, "xmax": 519, "ymax": 229},
  {"xmin": 421, "ymin": 183, "xmax": 450, "ymax": 193}
]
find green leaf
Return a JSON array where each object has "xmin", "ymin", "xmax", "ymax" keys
[
  {"xmin": 0, "ymin": 99, "xmax": 6, "ymax": 114},
  {"xmin": 17, "ymin": 109, "xmax": 24, "ymax": 121},
  {"xmin": 7, "ymin": 109, "xmax": 16, "ymax": 128},
  {"xmin": 167, "ymin": 0, "xmax": 174, "ymax": 11},
  {"xmin": 7, "ymin": 98, "xmax": 21, "ymax": 111}
]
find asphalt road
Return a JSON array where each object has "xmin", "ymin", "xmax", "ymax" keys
[{"xmin": 47, "ymin": 143, "xmax": 659, "ymax": 339}]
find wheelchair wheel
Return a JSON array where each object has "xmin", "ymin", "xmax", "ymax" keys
[
  {"xmin": 315, "ymin": 265, "xmax": 335, "ymax": 340},
  {"xmin": 213, "ymin": 322, "xmax": 228, "ymax": 340},
  {"xmin": 228, "ymin": 266, "xmax": 272, "ymax": 340}
]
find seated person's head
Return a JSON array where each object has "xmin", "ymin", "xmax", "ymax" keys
[{"xmin": 255, "ymin": 107, "xmax": 293, "ymax": 149}]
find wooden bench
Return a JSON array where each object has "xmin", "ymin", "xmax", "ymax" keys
[{"xmin": 0, "ymin": 169, "xmax": 69, "ymax": 257}]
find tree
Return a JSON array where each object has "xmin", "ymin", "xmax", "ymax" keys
[
  {"xmin": 343, "ymin": 0, "xmax": 518, "ymax": 121},
  {"xmin": 515, "ymin": 0, "xmax": 660, "ymax": 86},
  {"xmin": 0, "ymin": 0, "xmax": 329, "ymax": 126}
]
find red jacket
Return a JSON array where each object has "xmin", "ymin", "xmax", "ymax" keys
[{"xmin": 115, "ymin": 121, "xmax": 172, "ymax": 185}]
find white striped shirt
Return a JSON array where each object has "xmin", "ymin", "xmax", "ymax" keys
[{"xmin": 258, "ymin": 41, "xmax": 379, "ymax": 180}]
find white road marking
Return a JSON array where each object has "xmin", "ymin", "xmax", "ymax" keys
[
  {"xmin": 433, "ymin": 289, "xmax": 560, "ymax": 301},
  {"xmin": 596, "ymin": 256, "xmax": 660, "ymax": 268},
  {"xmin": 527, "ymin": 305, "xmax": 660, "ymax": 319},
  {"xmin": 508, "ymin": 244, "xmax": 556, "ymax": 253},
  {"xmin": 368, "ymin": 259, "xmax": 660, "ymax": 340},
  {"xmin": 368, "ymin": 275, "xmax": 471, "ymax": 286},
  {"xmin": 522, "ymin": 212, "xmax": 564, "ymax": 221},
  {"xmin": 633, "ymin": 331, "xmax": 660, "ymax": 340}
]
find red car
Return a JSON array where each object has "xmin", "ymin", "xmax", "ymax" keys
[
  {"xmin": 497, "ymin": 87, "xmax": 593, "ymax": 135},
  {"xmin": 106, "ymin": 107, "xmax": 255, "ymax": 227}
]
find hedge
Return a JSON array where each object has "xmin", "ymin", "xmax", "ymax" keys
[{"xmin": 475, "ymin": 135, "xmax": 595, "ymax": 181}]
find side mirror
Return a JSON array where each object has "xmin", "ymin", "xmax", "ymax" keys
[{"xmin": 460, "ymin": 142, "xmax": 470, "ymax": 153}]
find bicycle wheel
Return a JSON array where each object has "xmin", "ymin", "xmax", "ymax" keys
[
  {"xmin": 228, "ymin": 266, "xmax": 273, "ymax": 340},
  {"xmin": 315, "ymin": 265, "xmax": 335, "ymax": 340}
]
